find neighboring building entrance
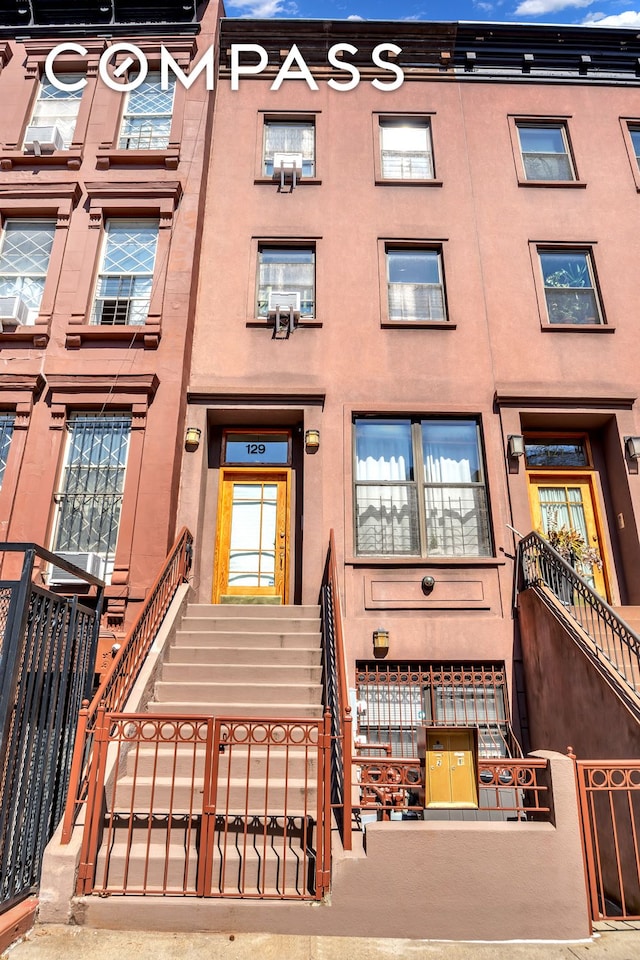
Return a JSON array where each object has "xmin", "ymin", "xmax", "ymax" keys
[
  {"xmin": 213, "ymin": 430, "xmax": 292, "ymax": 603},
  {"xmin": 524, "ymin": 435, "xmax": 608, "ymax": 598}
]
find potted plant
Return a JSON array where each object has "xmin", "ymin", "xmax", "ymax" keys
[{"xmin": 540, "ymin": 524, "xmax": 602, "ymax": 602}]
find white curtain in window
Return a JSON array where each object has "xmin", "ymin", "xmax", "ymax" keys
[
  {"xmin": 265, "ymin": 124, "xmax": 314, "ymax": 159},
  {"xmin": 423, "ymin": 434, "xmax": 489, "ymax": 557}
]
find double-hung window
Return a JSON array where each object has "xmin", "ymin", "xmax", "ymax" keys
[
  {"xmin": 92, "ymin": 220, "xmax": 159, "ymax": 325},
  {"xmin": 257, "ymin": 246, "xmax": 315, "ymax": 318},
  {"xmin": 118, "ymin": 72, "xmax": 175, "ymax": 150},
  {"xmin": 0, "ymin": 219, "xmax": 56, "ymax": 323},
  {"xmin": 263, "ymin": 120, "xmax": 315, "ymax": 177},
  {"xmin": 539, "ymin": 248, "xmax": 603, "ymax": 325},
  {"xmin": 386, "ymin": 247, "xmax": 446, "ymax": 322},
  {"xmin": 26, "ymin": 75, "xmax": 83, "ymax": 149},
  {"xmin": 0, "ymin": 414, "xmax": 14, "ymax": 487},
  {"xmin": 516, "ymin": 122, "xmax": 575, "ymax": 181},
  {"xmin": 379, "ymin": 119, "xmax": 434, "ymax": 180},
  {"xmin": 52, "ymin": 413, "xmax": 131, "ymax": 578},
  {"xmin": 354, "ymin": 417, "xmax": 491, "ymax": 557}
]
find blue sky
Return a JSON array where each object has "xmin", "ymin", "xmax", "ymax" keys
[{"xmin": 224, "ymin": 0, "xmax": 640, "ymax": 29}]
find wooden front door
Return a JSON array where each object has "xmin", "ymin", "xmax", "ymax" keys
[
  {"xmin": 213, "ymin": 469, "xmax": 290, "ymax": 603},
  {"xmin": 528, "ymin": 474, "xmax": 607, "ymax": 597}
]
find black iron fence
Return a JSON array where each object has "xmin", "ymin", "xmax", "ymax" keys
[
  {"xmin": 0, "ymin": 544, "xmax": 103, "ymax": 914},
  {"xmin": 518, "ymin": 531, "xmax": 640, "ymax": 698}
]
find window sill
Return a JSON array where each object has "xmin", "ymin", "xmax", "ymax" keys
[
  {"xmin": 375, "ymin": 178, "xmax": 443, "ymax": 187},
  {"xmin": 345, "ymin": 556, "xmax": 505, "ymax": 568},
  {"xmin": 96, "ymin": 146, "xmax": 180, "ymax": 170},
  {"xmin": 253, "ymin": 177, "xmax": 322, "ymax": 186},
  {"xmin": 0, "ymin": 148, "xmax": 83, "ymax": 171},
  {"xmin": 381, "ymin": 320, "xmax": 456, "ymax": 329},
  {"xmin": 0, "ymin": 322, "xmax": 49, "ymax": 347},
  {"xmin": 540, "ymin": 323, "xmax": 614, "ymax": 333},
  {"xmin": 64, "ymin": 324, "xmax": 160, "ymax": 349},
  {"xmin": 246, "ymin": 318, "xmax": 322, "ymax": 329},
  {"xmin": 517, "ymin": 179, "xmax": 587, "ymax": 188}
]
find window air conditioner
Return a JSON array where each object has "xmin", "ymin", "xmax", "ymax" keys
[
  {"xmin": 267, "ymin": 291, "xmax": 301, "ymax": 317},
  {"xmin": 49, "ymin": 551, "xmax": 105, "ymax": 586},
  {"xmin": 0, "ymin": 295, "xmax": 30, "ymax": 327},
  {"xmin": 23, "ymin": 124, "xmax": 64, "ymax": 154},
  {"xmin": 272, "ymin": 152, "xmax": 303, "ymax": 179}
]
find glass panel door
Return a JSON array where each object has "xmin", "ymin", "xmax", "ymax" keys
[
  {"xmin": 529, "ymin": 476, "xmax": 606, "ymax": 597},
  {"xmin": 214, "ymin": 470, "xmax": 289, "ymax": 603}
]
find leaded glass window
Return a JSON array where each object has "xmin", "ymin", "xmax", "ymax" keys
[
  {"xmin": 27, "ymin": 75, "xmax": 84, "ymax": 148},
  {"xmin": 92, "ymin": 220, "xmax": 159, "ymax": 325},
  {"xmin": 118, "ymin": 73, "xmax": 175, "ymax": 150},
  {"xmin": 0, "ymin": 220, "xmax": 56, "ymax": 323},
  {"xmin": 52, "ymin": 413, "xmax": 131, "ymax": 573}
]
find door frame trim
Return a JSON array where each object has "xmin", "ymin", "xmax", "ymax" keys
[{"xmin": 213, "ymin": 466, "xmax": 291, "ymax": 604}]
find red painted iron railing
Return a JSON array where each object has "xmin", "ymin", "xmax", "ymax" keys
[
  {"xmin": 61, "ymin": 527, "xmax": 193, "ymax": 844},
  {"xmin": 575, "ymin": 758, "xmax": 640, "ymax": 921},
  {"xmin": 76, "ymin": 712, "xmax": 330, "ymax": 900},
  {"xmin": 319, "ymin": 531, "xmax": 353, "ymax": 850},
  {"xmin": 355, "ymin": 756, "xmax": 552, "ymax": 820}
]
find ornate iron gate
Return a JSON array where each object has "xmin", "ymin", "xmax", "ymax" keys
[{"xmin": 576, "ymin": 760, "xmax": 640, "ymax": 921}]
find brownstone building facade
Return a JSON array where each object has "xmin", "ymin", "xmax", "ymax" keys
[{"xmin": 0, "ymin": 0, "xmax": 221, "ymax": 629}]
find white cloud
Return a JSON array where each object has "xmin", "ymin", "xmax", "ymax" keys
[
  {"xmin": 585, "ymin": 10, "xmax": 640, "ymax": 26},
  {"xmin": 347, "ymin": 14, "xmax": 365, "ymax": 19},
  {"xmin": 227, "ymin": 0, "xmax": 297, "ymax": 16},
  {"xmin": 515, "ymin": 0, "xmax": 594, "ymax": 15}
]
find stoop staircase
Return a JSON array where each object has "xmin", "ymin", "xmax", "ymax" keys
[
  {"xmin": 148, "ymin": 603, "xmax": 324, "ymax": 718},
  {"xmin": 92, "ymin": 604, "xmax": 327, "ymax": 897}
]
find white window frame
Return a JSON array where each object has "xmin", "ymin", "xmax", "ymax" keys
[
  {"xmin": 257, "ymin": 245, "xmax": 315, "ymax": 319},
  {"xmin": 51, "ymin": 412, "xmax": 132, "ymax": 582},
  {"xmin": 0, "ymin": 218, "xmax": 56, "ymax": 324},
  {"xmin": 538, "ymin": 247, "xmax": 603, "ymax": 326},
  {"xmin": 386, "ymin": 247, "xmax": 446, "ymax": 323},
  {"xmin": 0, "ymin": 413, "xmax": 14, "ymax": 487},
  {"xmin": 25, "ymin": 73, "xmax": 84, "ymax": 149},
  {"xmin": 91, "ymin": 219, "xmax": 159, "ymax": 326},
  {"xmin": 118, "ymin": 71, "xmax": 175, "ymax": 150}
]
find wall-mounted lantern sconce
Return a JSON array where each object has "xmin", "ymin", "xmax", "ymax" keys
[
  {"xmin": 625, "ymin": 436, "xmax": 640, "ymax": 460},
  {"xmin": 305, "ymin": 428, "xmax": 320, "ymax": 451},
  {"xmin": 185, "ymin": 426, "xmax": 201, "ymax": 448},
  {"xmin": 372, "ymin": 629, "xmax": 390, "ymax": 654},
  {"xmin": 507, "ymin": 434, "xmax": 525, "ymax": 459}
]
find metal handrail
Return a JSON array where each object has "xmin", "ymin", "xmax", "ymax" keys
[
  {"xmin": 518, "ymin": 531, "xmax": 640, "ymax": 697},
  {"xmin": 61, "ymin": 527, "xmax": 193, "ymax": 843},
  {"xmin": 319, "ymin": 530, "xmax": 353, "ymax": 851}
]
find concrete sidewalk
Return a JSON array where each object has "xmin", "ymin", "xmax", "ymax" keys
[{"xmin": 5, "ymin": 927, "xmax": 640, "ymax": 960}]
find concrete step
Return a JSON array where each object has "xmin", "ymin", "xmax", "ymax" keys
[
  {"xmin": 165, "ymin": 644, "xmax": 322, "ymax": 666},
  {"xmin": 95, "ymin": 818, "xmax": 315, "ymax": 895},
  {"xmin": 173, "ymin": 630, "xmax": 321, "ymax": 648},
  {"xmin": 186, "ymin": 603, "xmax": 320, "ymax": 619},
  {"xmin": 123, "ymin": 746, "xmax": 317, "ymax": 779},
  {"xmin": 160, "ymin": 663, "xmax": 323, "ymax": 685},
  {"xmin": 177, "ymin": 618, "xmax": 321, "ymax": 635},
  {"xmin": 110, "ymin": 777, "xmax": 316, "ymax": 813},
  {"xmin": 153, "ymin": 681, "xmax": 323, "ymax": 705},
  {"xmin": 146, "ymin": 701, "xmax": 324, "ymax": 719}
]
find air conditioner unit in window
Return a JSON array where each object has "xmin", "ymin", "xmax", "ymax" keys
[
  {"xmin": 49, "ymin": 551, "xmax": 105, "ymax": 586},
  {"xmin": 268, "ymin": 291, "xmax": 301, "ymax": 316},
  {"xmin": 272, "ymin": 152, "xmax": 304, "ymax": 188},
  {"xmin": 0, "ymin": 295, "xmax": 30, "ymax": 327},
  {"xmin": 23, "ymin": 124, "xmax": 64, "ymax": 154}
]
